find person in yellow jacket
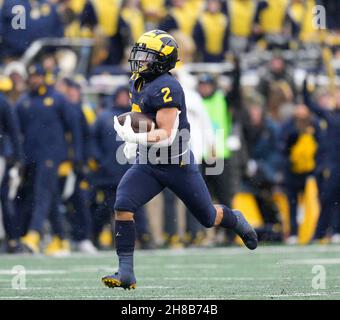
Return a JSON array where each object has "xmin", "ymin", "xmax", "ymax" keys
[
  {"xmin": 80, "ymin": 0, "xmax": 131, "ymax": 65},
  {"xmin": 61, "ymin": 0, "xmax": 94, "ymax": 38},
  {"xmin": 158, "ymin": 0, "xmax": 202, "ymax": 37},
  {"xmin": 223, "ymin": 0, "xmax": 258, "ymax": 53},
  {"xmin": 253, "ymin": 0, "xmax": 290, "ymax": 49},
  {"xmin": 193, "ymin": 0, "xmax": 229, "ymax": 62},
  {"xmin": 140, "ymin": 0, "xmax": 167, "ymax": 30},
  {"xmin": 121, "ymin": 0, "xmax": 145, "ymax": 43},
  {"xmin": 278, "ymin": 104, "xmax": 320, "ymax": 244},
  {"xmin": 287, "ymin": 0, "xmax": 321, "ymax": 46}
]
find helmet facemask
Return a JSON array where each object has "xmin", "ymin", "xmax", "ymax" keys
[{"xmin": 129, "ymin": 44, "xmax": 169, "ymax": 78}]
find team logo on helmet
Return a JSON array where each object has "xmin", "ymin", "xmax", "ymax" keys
[{"xmin": 128, "ymin": 30, "xmax": 179, "ymax": 78}]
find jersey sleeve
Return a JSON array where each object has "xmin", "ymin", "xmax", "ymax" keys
[{"xmin": 148, "ymin": 80, "xmax": 183, "ymax": 112}]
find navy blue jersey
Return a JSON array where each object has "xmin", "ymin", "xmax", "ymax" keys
[
  {"xmin": 0, "ymin": 92, "xmax": 22, "ymax": 161},
  {"xmin": 16, "ymin": 87, "xmax": 81, "ymax": 165},
  {"xmin": 129, "ymin": 72, "xmax": 191, "ymax": 163}
]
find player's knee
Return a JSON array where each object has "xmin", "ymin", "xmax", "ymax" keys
[
  {"xmin": 201, "ymin": 218, "xmax": 215, "ymax": 229},
  {"xmin": 188, "ymin": 203, "xmax": 216, "ymax": 229},
  {"xmin": 115, "ymin": 210, "xmax": 134, "ymax": 220},
  {"xmin": 114, "ymin": 194, "xmax": 137, "ymax": 214},
  {"xmin": 196, "ymin": 207, "xmax": 216, "ymax": 228}
]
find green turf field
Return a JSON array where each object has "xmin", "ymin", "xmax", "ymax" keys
[{"xmin": 0, "ymin": 244, "xmax": 340, "ymax": 300}]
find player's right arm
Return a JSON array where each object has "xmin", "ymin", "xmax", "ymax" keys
[
  {"xmin": 114, "ymin": 80, "xmax": 182, "ymax": 146},
  {"xmin": 146, "ymin": 80, "xmax": 182, "ymax": 146},
  {"xmin": 303, "ymin": 76, "xmax": 331, "ymax": 120},
  {"xmin": 114, "ymin": 108, "xmax": 180, "ymax": 147},
  {"xmin": 147, "ymin": 107, "xmax": 179, "ymax": 145}
]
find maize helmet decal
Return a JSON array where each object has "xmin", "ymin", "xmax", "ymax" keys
[{"xmin": 128, "ymin": 30, "xmax": 179, "ymax": 78}]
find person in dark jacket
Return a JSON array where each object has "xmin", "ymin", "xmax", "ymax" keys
[
  {"xmin": 46, "ymin": 77, "xmax": 97, "ymax": 255},
  {"xmin": 0, "ymin": 77, "xmax": 23, "ymax": 253},
  {"xmin": 243, "ymin": 101, "xmax": 282, "ymax": 241},
  {"xmin": 304, "ymin": 77, "xmax": 340, "ymax": 243},
  {"xmin": 279, "ymin": 101, "xmax": 320, "ymax": 244},
  {"xmin": 15, "ymin": 64, "xmax": 81, "ymax": 253}
]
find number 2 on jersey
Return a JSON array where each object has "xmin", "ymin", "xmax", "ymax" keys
[{"xmin": 161, "ymin": 87, "xmax": 173, "ymax": 103}]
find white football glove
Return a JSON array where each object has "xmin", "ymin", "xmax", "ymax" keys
[
  {"xmin": 123, "ymin": 142, "xmax": 137, "ymax": 160},
  {"xmin": 113, "ymin": 115, "xmax": 148, "ymax": 144}
]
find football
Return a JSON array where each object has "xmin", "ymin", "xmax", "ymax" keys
[{"xmin": 117, "ymin": 112, "xmax": 155, "ymax": 133}]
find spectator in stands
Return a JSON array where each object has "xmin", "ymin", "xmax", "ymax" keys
[
  {"xmin": 257, "ymin": 52, "xmax": 296, "ymax": 121},
  {"xmin": 322, "ymin": 0, "xmax": 340, "ymax": 31},
  {"xmin": 242, "ymin": 97, "xmax": 282, "ymax": 241},
  {"xmin": 3, "ymin": 62, "xmax": 27, "ymax": 105},
  {"xmin": 160, "ymin": 68, "xmax": 215, "ymax": 248},
  {"xmin": 121, "ymin": 0, "xmax": 145, "ymax": 43},
  {"xmin": 321, "ymin": 0, "xmax": 340, "ymax": 54},
  {"xmin": 16, "ymin": 64, "xmax": 82, "ymax": 254},
  {"xmin": 42, "ymin": 53, "xmax": 60, "ymax": 87},
  {"xmin": 304, "ymin": 78, "xmax": 340, "ymax": 243},
  {"xmin": 0, "ymin": 0, "xmax": 64, "ymax": 61},
  {"xmin": 158, "ymin": 0, "xmax": 198, "ymax": 37},
  {"xmin": 0, "ymin": 76, "xmax": 23, "ymax": 253},
  {"xmin": 197, "ymin": 73, "xmax": 237, "ymax": 244},
  {"xmin": 311, "ymin": 88, "xmax": 333, "ymax": 206},
  {"xmin": 139, "ymin": 0, "xmax": 166, "ymax": 30},
  {"xmin": 80, "ymin": 0, "xmax": 131, "ymax": 66},
  {"xmin": 57, "ymin": 0, "xmax": 91, "ymax": 38},
  {"xmin": 278, "ymin": 102, "xmax": 320, "ymax": 244},
  {"xmin": 287, "ymin": 0, "xmax": 321, "ymax": 47},
  {"xmin": 46, "ymin": 77, "xmax": 97, "ymax": 255},
  {"xmin": 253, "ymin": 0, "xmax": 290, "ymax": 50},
  {"xmin": 193, "ymin": 0, "xmax": 229, "ymax": 62},
  {"xmin": 223, "ymin": 0, "xmax": 257, "ymax": 53}
]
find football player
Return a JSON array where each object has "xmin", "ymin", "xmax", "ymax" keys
[{"xmin": 102, "ymin": 30, "xmax": 258, "ymax": 290}]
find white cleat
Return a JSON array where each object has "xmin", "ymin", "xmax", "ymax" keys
[
  {"xmin": 285, "ymin": 236, "xmax": 298, "ymax": 245},
  {"xmin": 77, "ymin": 240, "xmax": 98, "ymax": 254},
  {"xmin": 331, "ymin": 234, "xmax": 340, "ymax": 244}
]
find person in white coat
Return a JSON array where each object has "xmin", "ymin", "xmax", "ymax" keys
[{"xmin": 162, "ymin": 68, "xmax": 216, "ymax": 247}]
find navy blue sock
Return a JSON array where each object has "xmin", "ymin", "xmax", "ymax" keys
[
  {"xmin": 115, "ymin": 220, "xmax": 136, "ymax": 275},
  {"xmin": 219, "ymin": 205, "xmax": 237, "ymax": 229},
  {"xmin": 134, "ymin": 207, "xmax": 150, "ymax": 237}
]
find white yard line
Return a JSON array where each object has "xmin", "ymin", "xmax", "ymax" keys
[
  {"xmin": 1, "ymin": 245, "xmax": 340, "ymax": 260},
  {"xmin": 280, "ymin": 258, "xmax": 340, "ymax": 265},
  {"xmin": 0, "ymin": 286, "xmax": 181, "ymax": 290},
  {"xmin": 0, "ymin": 270, "xmax": 67, "ymax": 275},
  {"xmin": 1, "ymin": 290, "xmax": 340, "ymax": 300}
]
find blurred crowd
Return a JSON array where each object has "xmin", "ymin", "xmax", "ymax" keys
[
  {"xmin": 1, "ymin": 0, "xmax": 340, "ymax": 67},
  {"xmin": 0, "ymin": 0, "xmax": 340, "ymax": 255}
]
